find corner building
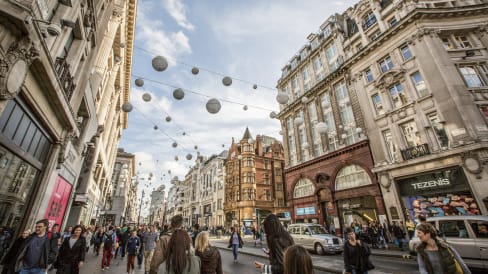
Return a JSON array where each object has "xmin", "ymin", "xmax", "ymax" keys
[{"xmin": 277, "ymin": 0, "xmax": 488, "ymax": 232}]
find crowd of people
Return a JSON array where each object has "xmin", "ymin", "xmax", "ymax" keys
[{"xmin": 0, "ymin": 214, "xmax": 472, "ymax": 274}]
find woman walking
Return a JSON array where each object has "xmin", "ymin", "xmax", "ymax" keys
[
  {"xmin": 195, "ymin": 231, "xmax": 222, "ymax": 274},
  {"xmin": 227, "ymin": 226, "xmax": 243, "ymax": 263},
  {"xmin": 162, "ymin": 229, "xmax": 200, "ymax": 274},
  {"xmin": 56, "ymin": 225, "xmax": 86, "ymax": 274},
  {"xmin": 0, "ymin": 229, "xmax": 30, "ymax": 274},
  {"xmin": 283, "ymin": 245, "xmax": 314, "ymax": 274},
  {"xmin": 126, "ymin": 230, "xmax": 140, "ymax": 274},
  {"xmin": 253, "ymin": 214, "xmax": 295, "ymax": 274},
  {"xmin": 416, "ymin": 223, "xmax": 470, "ymax": 274},
  {"xmin": 343, "ymin": 227, "xmax": 374, "ymax": 274},
  {"xmin": 94, "ymin": 227, "xmax": 104, "ymax": 256}
]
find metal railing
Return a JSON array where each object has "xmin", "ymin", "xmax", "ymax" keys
[{"xmin": 401, "ymin": 143, "xmax": 430, "ymax": 160}]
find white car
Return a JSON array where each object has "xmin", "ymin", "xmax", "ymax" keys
[{"xmin": 288, "ymin": 223, "xmax": 343, "ymax": 255}]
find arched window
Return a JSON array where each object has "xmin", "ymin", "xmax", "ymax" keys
[
  {"xmin": 293, "ymin": 178, "xmax": 315, "ymax": 198},
  {"xmin": 335, "ymin": 165, "xmax": 372, "ymax": 190}
]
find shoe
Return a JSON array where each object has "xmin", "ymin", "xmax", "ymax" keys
[
  {"xmin": 102, "ymin": 268, "xmax": 105, "ymax": 271},
  {"xmin": 106, "ymin": 266, "xmax": 110, "ymax": 269}
]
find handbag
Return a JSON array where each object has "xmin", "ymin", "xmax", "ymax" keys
[{"xmin": 446, "ymin": 247, "xmax": 463, "ymax": 274}]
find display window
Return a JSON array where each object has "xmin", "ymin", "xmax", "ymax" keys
[{"xmin": 403, "ymin": 192, "xmax": 480, "ymax": 220}]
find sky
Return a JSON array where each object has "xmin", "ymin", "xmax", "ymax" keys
[{"xmin": 119, "ymin": 0, "xmax": 357, "ymax": 215}]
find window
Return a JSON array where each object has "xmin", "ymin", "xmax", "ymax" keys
[
  {"xmin": 388, "ymin": 83, "xmax": 407, "ymax": 108},
  {"xmin": 382, "ymin": 129, "xmax": 398, "ymax": 162},
  {"xmin": 365, "ymin": 68, "xmax": 374, "ymax": 83},
  {"xmin": 293, "ymin": 178, "xmax": 315, "ymax": 198},
  {"xmin": 378, "ymin": 56, "xmax": 394, "ymax": 73},
  {"xmin": 278, "ymin": 199, "xmax": 284, "ymax": 207},
  {"xmin": 439, "ymin": 220, "xmax": 469, "ymax": 238},
  {"xmin": 311, "ymin": 38, "xmax": 320, "ymax": 50},
  {"xmin": 469, "ymin": 220, "xmax": 488, "ymax": 238},
  {"xmin": 308, "ymin": 102, "xmax": 322, "ymax": 156},
  {"xmin": 458, "ymin": 64, "xmax": 486, "ymax": 88},
  {"xmin": 302, "ymin": 66, "xmax": 311, "ymax": 90},
  {"xmin": 389, "ymin": 17, "xmax": 398, "ymax": 26},
  {"xmin": 312, "ymin": 55, "xmax": 324, "ymax": 81},
  {"xmin": 286, "ymin": 117, "xmax": 297, "ymax": 166},
  {"xmin": 335, "ymin": 165, "xmax": 372, "ymax": 190},
  {"xmin": 411, "ymin": 72, "xmax": 428, "ymax": 97},
  {"xmin": 321, "ymin": 93, "xmax": 338, "ymax": 151},
  {"xmin": 400, "ymin": 121, "xmax": 420, "ymax": 147},
  {"xmin": 372, "ymin": 94, "xmax": 385, "ymax": 115},
  {"xmin": 442, "ymin": 37, "xmax": 454, "ymax": 50},
  {"xmin": 291, "ymin": 75, "xmax": 300, "ymax": 97},
  {"xmin": 60, "ymin": 31, "xmax": 75, "ymax": 58},
  {"xmin": 370, "ymin": 31, "xmax": 382, "ymax": 42},
  {"xmin": 326, "ymin": 44, "xmax": 339, "ymax": 71},
  {"xmin": 454, "ymin": 35, "xmax": 472, "ymax": 49},
  {"xmin": 362, "ymin": 11, "xmax": 377, "ymax": 30},
  {"xmin": 400, "ymin": 44, "xmax": 412, "ymax": 61},
  {"xmin": 427, "ymin": 113, "xmax": 449, "ymax": 148},
  {"xmin": 335, "ymin": 82, "xmax": 357, "ymax": 145},
  {"xmin": 323, "ymin": 25, "xmax": 332, "ymax": 39}
]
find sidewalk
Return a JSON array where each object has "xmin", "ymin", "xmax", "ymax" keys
[
  {"xmin": 78, "ymin": 250, "xmax": 146, "ymax": 274},
  {"xmin": 210, "ymin": 235, "xmax": 414, "ymax": 274}
]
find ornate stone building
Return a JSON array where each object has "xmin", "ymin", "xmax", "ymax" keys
[
  {"xmin": 0, "ymin": 0, "xmax": 136, "ymax": 234},
  {"xmin": 224, "ymin": 128, "xmax": 288, "ymax": 231},
  {"xmin": 277, "ymin": 0, "xmax": 488, "ymax": 232}
]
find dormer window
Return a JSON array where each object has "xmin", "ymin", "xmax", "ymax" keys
[
  {"xmin": 362, "ymin": 11, "xmax": 377, "ymax": 30},
  {"xmin": 323, "ymin": 25, "xmax": 332, "ymax": 39}
]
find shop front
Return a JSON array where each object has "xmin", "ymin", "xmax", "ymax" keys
[
  {"xmin": 397, "ymin": 167, "xmax": 479, "ymax": 221},
  {"xmin": 338, "ymin": 196, "xmax": 380, "ymax": 226},
  {"xmin": 295, "ymin": 206, "xmax": 319, "ymax": 224}
]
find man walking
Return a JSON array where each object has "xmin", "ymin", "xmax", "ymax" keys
[
  {"xmin": 142, "ymin": 225, "xmax": 158, "ymax": 274},
  {"xmin": 149, "ymin": 215, "xmax": 183, "ymax": 274},
  {"xmin": 15, "ymin": 219, "xmax": 56, "ymax": 274}
]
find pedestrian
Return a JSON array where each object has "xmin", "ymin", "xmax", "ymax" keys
[
  {"xmin": 84, "ymin": 227, "xmax": 93, "ymax": 253},
  {"xmin": 114, "ymin": 227, "xmax": 122, "ymax": 259},
  {"xmin": 162, "ymin": 229, "xmax": 200, "ymax": 274},
  {"xmin": 126, "ymin": 231, "xmax": 140, "ymax": 274},
  {"xmin": 227, "ymin": 226, "xmax": 243, "ymax": 263},
  {"xmin": 93, "ymin": 228, "xmax": 104, "ymax": 256},
  {"xmin": 1, "ymin": 229, "xmax": 30, "ymax": 274},
  {"xmin": 191, "ymin": 224, "xmax": 200, "ymax": 247},
  {"xmin": 101, "ymin": 226, "xmax": 116, "ymax": 270},
  {"xmin": 343, "ymin": 227, "xmax": 374, "ymax": 274},
  {"xmin": 283, "ymin": 245, "xmax": 314, "ymax": 274},
  {"xmin": 416, "ymin": 223, "xmax": 470, "ymax": 274},
  {"xmin": 136, "ymin": 226, "xmax": 145, "ymax": 269},
  {"xmin": 142, "ymin": 225, "xmax": 159, "ymax": 274},
  {"xmin": 195, "ymin": 231, "xmax": 222, "ymax": 274},
  {"xmin": 406, "ymin": 218, "xmax": 415, "ymax": 240},
  {"xmin": 0, "ymin": 227, "xmax": 11, "ymax": 259},
  {"xmin": 121, "ymin": 226, "xmax": 130, "ymax": 258},
  {"xmin": 392, "ymin": 221, "xmax": 406, "ymax": 250},
  {"xmin": 150, "ymin": 215, "xmax": 183, "ymax": 274},
  {"xmin": 61, "ymin": 226, "xmax": 72, "ymax": 242},
  {"xmin": 56, "ymin": 225, "xmax": 86, "ymax": 274},
  {"xmin": 14, "ymin": 219, "xmax": 56, "ymax": 274},
  {"xmin": 253, "ymin": 214, "xmax": 294, "ymax": 274}
]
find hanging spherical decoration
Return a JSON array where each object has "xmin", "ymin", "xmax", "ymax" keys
[
  {"xmin": 142, "ymin": 93, "xmax": 152, "ymax": 102},
  {"xmin": 206, "ymin": 98, "xmax": 221, "ymax": 114},
  {"xmin": 172, "ymin": 142, "xmax": 178, "ymax": 148},
  {"xmin": 276, "ymin": 92, "xmax": 289, "ymax": 104},
  {"xmin": 174, "ymin": 156, "xmax": 179, "ymax": 161},
  {"xmin": 182, "ymin": 132, "xmax": 186, "ymax": 136},
  {"xmin": 269, "ymin": 111, "xmax": 277, "ymax": 119},
  {"xmin": 168, "ymin": 170, "xmax": 171, "ymax": 174},
  {"xmin": 315, "ymin": 122, "xmax": 328, "ymax": 134},
  {"xmin": 173, "ymin": 88, "xmax": 185, "ymax": 100},
  {"xmin": 191, "ymin": 67, "xmax": 199, "ymax": 75},
  {"xmin": 253, "ymin": 84, "xmax": 258, "ymax": 89},
  {"xmin": 356, "ymin": 127, "xmax": 363, "ymax": 134},
  {"xmin": 341, "ymin": 133, "xmax": 347, "ymax": 139},
  {"xmin": 165, "ymin": 116, "xmax": 172, "ymax": 122},
  {"xmin": 152, "ymin": 56, "xmax": 168, "ymax": 72},
  {"xmin": 186, "ymin": 154, "xmax": 192, "ymax": 160},
  {"xmin": 121, "ymin": 102, "xmax": 133, "ymax": 112},
  {"xmin": 222, "ymin": 76, "xmax": 232, "ymax": 86},
  {"xmin": 222, "ymin": 144, "xmax": 225, "ymax": 147},
  {"xmin": 301, "ymin": 96, "xmax": 308, "ymax": 104},
  {"xmin": 153, "ymin": 125, "xmax": 158, "ymax": 130},
  {"xmin": 243, "ymin": 105, "xmax": 248, "ymax": 111},
  {"xmin": 294, "ymin": 117, "xmax": 304, "ymax": 126},
  {"xmin": 302, "ymin": 142, "xmax": 310, "ymax": 149},
  {"xmin": 135, "ymin": 78, "xmax": 144, "ymax": 87},
  {"xmin": 194, "ymin": 145, "xmax": 198, "ymax": 150}
]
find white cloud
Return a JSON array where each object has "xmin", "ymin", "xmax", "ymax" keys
[{"xmin": 163, "ymin": 0, "xmax": 195, "ymax": 30}]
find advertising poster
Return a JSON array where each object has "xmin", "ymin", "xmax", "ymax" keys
[{"xmin": 44, "ymin": 176, "xmax": 72, "ymax": 229}]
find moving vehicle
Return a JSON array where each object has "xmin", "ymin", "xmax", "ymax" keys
[
  {"xmin": 288, "ymin": 223, "xmax": 343, "ymax": 255},
  {"xmin": 408, "ymin": 215, "xmax": 488, "ymax": 270}
]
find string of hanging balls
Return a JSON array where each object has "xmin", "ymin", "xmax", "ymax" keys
[{"xmin": 121, "ymin": 55, "xmax": 292, "ymax": 117}]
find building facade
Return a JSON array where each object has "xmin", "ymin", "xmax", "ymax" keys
[
  {"xmin": 224, "ymin": 128, "xmax": 288, "ymax": 231},
  {"xmin": 148, "ymin": 184, "xmax": 166, "ymax": 226},
  {"xmin": 0, "ymin": 0, "xmax": 135, "ymax": 234},
  {"xmin": 276, "ymin": 0, "xmax": 488, "ymax": 233}
]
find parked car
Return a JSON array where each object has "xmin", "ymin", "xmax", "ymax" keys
[
  {"xmin": 288, "ymin": 223, "xmax": 343, "ymax": 255},
  {"xmin": 408, "ymin": 215, "xmax": 488, "ymax": 270}
]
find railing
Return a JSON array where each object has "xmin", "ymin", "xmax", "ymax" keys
[
  {"xmin": 54, "ymin": 57, "xmax": 76, "ymax": 99},
  {"xmin": 401, "ymin": 143, "xmax": 430, "ymax": 160}
]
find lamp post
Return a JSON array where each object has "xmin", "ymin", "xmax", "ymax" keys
[{"xmin": 137, "ymin": 189, "xmax": 145, "ymax": 226}]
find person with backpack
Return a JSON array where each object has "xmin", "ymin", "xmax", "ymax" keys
[
  {"xmin": 94, "ymin": 228, "xmax": 104, "ymax": 256},
  {"xmin": 126, "ymin": 231, "xmax": 140, "ymax": 274},
  {"xmin": 101, "ymin": 226, "xmax": 116, "ymax": 270}
]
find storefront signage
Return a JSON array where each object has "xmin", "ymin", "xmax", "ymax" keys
[
  {"xmin": 296, "ymin": 207, "xmax": 315, "ymax": 215},
  {"xmin": 411, "ymin": 177, "xmax": 450, "ymax": 190},
  {"xmin": 44, "ymin": 176, "xmax": 72, "ymax": 229}
]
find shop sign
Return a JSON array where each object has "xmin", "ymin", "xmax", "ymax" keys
[
  {"xmin": 296, "ymin": 206, "xmax": 315, "ymax": 215},
  {"xmin": 411, "ymin": 177, "xmax": 450, "ymax": 190}
]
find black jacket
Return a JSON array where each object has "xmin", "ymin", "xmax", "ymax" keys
[
  {"xmin": 56, "ymin": 237, "xmax": 86, "ymax": 274},
  {"xmin": 343, "ymin": 241, "xmax": 374, "ymax": 274},
  {"xmin": 227, "ymin": 233, "xmax": 243, "ymax": 248},
  {"xmin": 15, "ymin": 233, "xmax": 56, "ymax": 272},
  {"xmin": 195, "ymin": 246, "xmax": 223, "ymax": 274},
  {"xmin": 1, "ymin": 236, "xmax": 26, "ymax": 274}
]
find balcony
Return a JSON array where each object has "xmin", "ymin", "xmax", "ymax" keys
[
  {"xmin": 401, "ymin": 143, "xmax": 430, "ymax": 160},
  {"xmin": 54, "ymin": 57, "xmax": 76, "ymax": 99}
]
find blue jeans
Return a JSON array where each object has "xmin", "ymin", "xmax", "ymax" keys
[
  {"xmin": 352, "ymin": 270, "xmax": 368, "ymax": 274},
  {"xmin": 232, "ymin": 244, "xmax": 239, "ymax": 260},
  {"xmin": 20, "ymin": 267, "xmax": 46, "ymax": 274}
]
